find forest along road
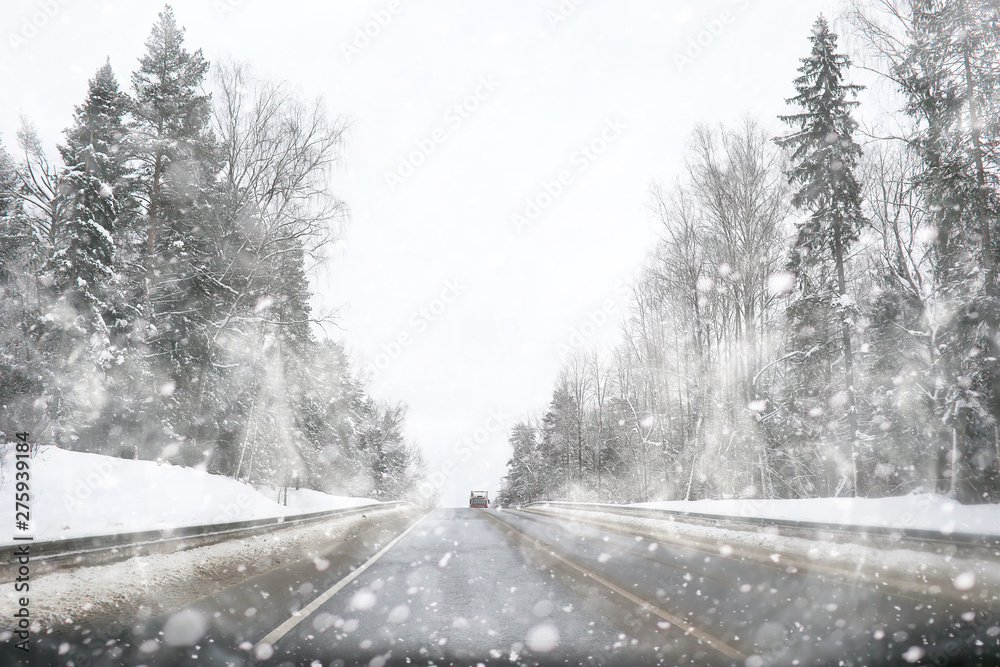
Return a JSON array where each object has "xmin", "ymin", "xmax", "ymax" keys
[{"xmin": 10, "ymin": 508, "xmax": 1000, "ymax": 666}]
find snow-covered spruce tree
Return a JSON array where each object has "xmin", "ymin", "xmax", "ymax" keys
[
  {"xmin": 356, "ymin": 399, "xmax": 417, "ymax": 499},
  {"xmin": 776, "ymin": 15, "xmax": 867, "ymax": 496},
  {"xmin": 498, "ymin": 421, "xmax": 543, "ymax": 507},
  {"xmin": 129, "ymin": 5, "xmax": 223, "ymax": 462},
  {"xmin": 131, "ymin": 5, "xmax": 212, "ymax": 269},
  {"xmin": 37, "ymin": 60, "xmax": 134, "ymax": 452},
  {"xmin": 53, "ymin": 60, "xmax": 129, "ymax": 321},
  {"xmin": 295, "ymin": 340, "xmax": 370, "ymax": 494},
  {"xmin": 892, "ymin": 0, "xmax": 1000, "ymax": 502},
  {"xmin": 0, "ymin": 139, "xmax": 21, "ymax": 280},
  {"xmin": 540, "ymin": 383, "xmax": 579, "ymax": 500}
]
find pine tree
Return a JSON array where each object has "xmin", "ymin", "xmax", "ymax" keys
[
  {"xmin": 0, "ymin": 138, "xmax": 22, "ymax": 287},
  {"xmin": 53, "ymin": 60, "xmax": 130, "ymax": 325},
  {"xmin": 357, "ymin": 400, "xmax": 411, "ymax": 499},
  {"xmin": 35, "ymin": 61, "xmax": 134, "ymax": 450},
  {"xmin": 498, "ymin": 422, "xmax": 542, "ymax": 506},
  {"xmin": 293, "ymin": 339, "xmax": 368, "ymax": 492},
  {"xmin": 130, "ymin": 4, "xmax": 212, "ymax": 271},
  {"xmin": 129, "ymin": 5, "xmax": 221, "ymax": 459},
  {"xmin": 540, "ymin": 385, "xmax": 578, "ymax": 499},
  {"xmin": 776, "ymin": 15, "xmax": 866, "ymax": 495}
]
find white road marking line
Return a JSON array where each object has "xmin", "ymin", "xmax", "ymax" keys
[
  {"xmin": 254, "ymin": 513, "xmax": 428, "ymax": 650},
  {"xmin": 483, "ymin": 511, "xmax": 747, "ymax": 662}
]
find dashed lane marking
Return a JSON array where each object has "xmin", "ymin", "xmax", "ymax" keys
[{"xmin": 254, "ymin": 512, "xmax": 428, "ymax": 651}]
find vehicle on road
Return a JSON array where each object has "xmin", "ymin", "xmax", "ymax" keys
[{"xmin": 469, "ymin": 490, "xmax": 488, "ymax": 508}]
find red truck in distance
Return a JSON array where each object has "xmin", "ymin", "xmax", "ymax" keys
[{"xmin": 469, "ymin": 491, "xmax": 488, "ymax": 508}]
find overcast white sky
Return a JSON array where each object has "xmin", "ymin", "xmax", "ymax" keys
[{"xmin": 2, "ymin": 0, "xmax": 849, "ymax": 506}]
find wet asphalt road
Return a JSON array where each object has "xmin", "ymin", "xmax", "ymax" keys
[
  {"xmin": 490, "ymin": 510, "xmax": 1000, "ymax": 666},
  {"xmin": 5, "ymin": 508, "xmax": 1000, "ymax": 666},
  {"xmin": 267, "ymin": 508, "xmax": 650, "ymax": 666}
]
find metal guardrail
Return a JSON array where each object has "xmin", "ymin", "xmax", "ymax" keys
[
  {"xmin": 522, "ymin": 500, "xmax": 1000, "ymax": 554},
  {"xmin": 0, "ymin": 501, "xmax": 409, "ymax": 582}
]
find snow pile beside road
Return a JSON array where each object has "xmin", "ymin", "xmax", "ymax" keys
[
  {"xmin": 631, "ymin": 493, "xmax": 1000, "ymax": 536},
  {"xmin": 0, "ymin": 443, "xmax": 379, "ymax": 545}
]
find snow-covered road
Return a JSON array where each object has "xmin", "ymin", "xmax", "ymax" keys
[{"xmin": 4, "ymin": 508, "xmax": 999, "ymax": 666}]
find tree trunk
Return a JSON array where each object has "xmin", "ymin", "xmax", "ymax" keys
[
  {"xmin": 146, "ymin": 150, "xmax": 162, "ymax": 268},
  {"xmin": 834, "ymin": 225, "xmax": 859, "ymax": 496},
  {"xmin": 950, "ymin": 408, "xmax": 968, "ymax": 500}
]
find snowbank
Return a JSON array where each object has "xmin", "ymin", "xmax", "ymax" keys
[
  {"xmin": 0, "ymin": 443, "xmax": 379, "ymax": 545},
  {"xmin": 631, "ymin": 494, "xmax": 1000, "ymax": 536}
]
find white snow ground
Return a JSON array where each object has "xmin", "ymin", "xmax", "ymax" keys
[
  {"xmin": 631, "ymin": 494, "xmax": 1000, "ymax": 537},
  {"xmin": 0, "ymin": 443, "xmax": 379, "ymax": 545}
]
